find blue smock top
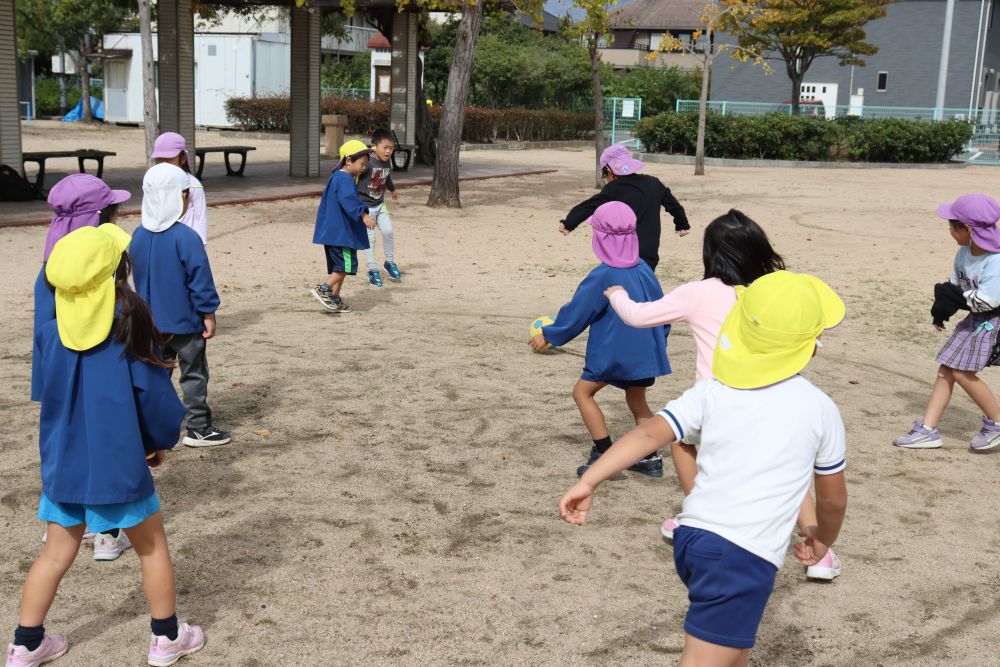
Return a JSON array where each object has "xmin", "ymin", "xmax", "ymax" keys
[
  {"xmin": 34, "ymin": 319, "xmax": 185, "ymax": 504},
  {"xmin": 312, "ymin": 169, "xmax": 370, "ymax": 249},
  {"xmin": 543, "ymin": 262, "xmax": 671, "ymax": 382}
]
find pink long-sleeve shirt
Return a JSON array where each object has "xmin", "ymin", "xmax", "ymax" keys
[{"xmin": 609, "ymin": 277, "xmax": 737, "ymax": 381}]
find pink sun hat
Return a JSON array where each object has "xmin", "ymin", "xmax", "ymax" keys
[
  {"xmin": 150, "ymin": 131, "xmax": 190, "ymax": 164},
  {"xmin": 588, "ymin": 201, "xmax": 639, "ymax": 268},
  {"xmin": 937, "ymin": 193, "xmax": 1000, "ymax": 253},
  {"xmin": 599, "ymin": 144, "xmax": 644, "ymax": 176}
]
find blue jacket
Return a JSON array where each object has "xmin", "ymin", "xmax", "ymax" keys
[
  {"xmin": 130, "ymin": 223, "xmax": 220, "ymax": 335},
  {"xmin": 543, "ymin": 263, "xmax": 671, "ymax": 382},
  {"xmin": 34, "ymin": 320, "xmax": 185, "ymax": 504},
  {"xmin": 32, "ymin": 266, "xmax": 54, "ymax": 402},
  {"xmin": 312, "ymin": 169, "xmax": 370, "ymax": 249}
]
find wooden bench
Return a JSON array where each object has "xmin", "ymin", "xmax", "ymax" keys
[
  {"xmin": 22, "ymin": 149, "xmax": 116, "ymax": 189},
  {"xmin": 193, "ymin": 146, "xmax": 256, "ymax": 179},
  {"xmin": 391, "ymin": 130, "xmax": 413, "ymax": 172}
]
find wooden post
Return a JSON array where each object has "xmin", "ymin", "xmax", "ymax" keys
[{"xmin": 157, "ymin": 0, "xmax": 196, "ymax": 151}]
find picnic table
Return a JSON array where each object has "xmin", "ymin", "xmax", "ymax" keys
[
  {"xmin": 193, "ymin": 146, "xmax": 256, "ymax": 179},
  {"xmin": 22, "ymin": 149, "xmax": 116, "ymax": 189}
]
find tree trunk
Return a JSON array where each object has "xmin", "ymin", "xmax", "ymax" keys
[
  {"xmin": 58, "ymin": 39, "xmax": 67, "ymax": 115},
  {"xmin": 139, "ymin": 0, "xmax": 158, "ymax": 162},
  {"xmin": 78, "ymin": 36, "xmax": 92, "ymax": 123},
  {"xmin": 427, "ymin": 3, "xmax": 483, "ymax": 208},
  {"xmin": 415, "ymin": 54, "xmax": 435, "ymax": 165},
  {"xmin": 590, "ymin": 43, "xmax": 603, "ymax": 189},
  {"xmin": 790, "ymin": 74, "xmax": 802, "ymax": 115},
  {"xmin": 695, "ymin": 52, "xmax": 712, "ymax": 176}
]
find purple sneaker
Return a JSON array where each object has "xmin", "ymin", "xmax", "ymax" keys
[
  {"xmin": 6, "ymin": 635, "xmax": 69, "ymax": 667},
  {"xmin": 970, "ymin": 416, "xmax": 1000, "ymax": 451},
  {"xmin": 147, "ymin": 623, "xmax": 205, "ymax": 667},
  {"xmin": 893, "ymin": 420, "xmax": 942, "ymax": 449}
]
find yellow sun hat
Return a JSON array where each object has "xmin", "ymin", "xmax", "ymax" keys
[
  {"xmin": 339, "ymin": 139, "xmax": 370, "ymax": 160},
  {"xmin": 45, "ymin": 223, "xmax": 132, "ymax": 351},
  {"xmin": 713, "ymin": 271, "xmax": 845, "ymax": 390}
]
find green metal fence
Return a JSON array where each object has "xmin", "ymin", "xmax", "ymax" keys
[
  {"xmin": 321, "ymin": 87, "xmax": 370, "ymax": 100},
  {"xmin": 674, "ymin": 99, "xmax": 1000, "ymax": 164},
  {"xmin": 572, "ymin": 97, "xmax": 644, "ymax": 149}
]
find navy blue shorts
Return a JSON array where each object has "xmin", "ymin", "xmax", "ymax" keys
[
  {"xmin": 324, "ymin": 245, "xmax": 359, "ymax": 276},
  {"xmin": 673, "ymin": 526, "xmax": 777, "ymax": 649},
  {"xmin": 581, "ymin": 375, "xmax": 655, "ymax": 390}
]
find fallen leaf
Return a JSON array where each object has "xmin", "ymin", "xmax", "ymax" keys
[
  {"xmin": 335, "ymin": 434, "xmax": 344, "ymax": 441},
  {"xmin": 254, "ymin": 428, "xmax": 270, "ymax": 436},
  {"xmin": 848, "ymin": 379, "xmax": 860, "ymax": 385},
  {"xmin": 232, "ymin": 382, "xmax": 246, "ymax": 388},
  {"xmin": 339, "ymin": 423, "xmax": 352, "ymax": 429},
  {"xmin": 501, "ymin": 452, "xmax": 509, "ymax": 460}
]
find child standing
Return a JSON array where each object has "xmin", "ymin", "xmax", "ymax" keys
[
  {"xmin": 560, "ymin": 144, "xmax": 690, "ymax": 271},
  {"xmin": 310, "ymin": 140, "xmax": 377, "ymax": 312},
  {"xmin": 560, "ymin": 271, "xmax": 848, "ymax": 666},
  {"xmin": 130, "ymin": 163, "xmax": 230, "ymax": 448},
  {"xmin": 9, "ymin": 224, "xmax": 204, "ymax": 667},
  {"xmin": 358, "ymin": 129, "xmax": 401, "ymax": 287},
  {"xmin": 605, "ymin": 210, "xmax": 844, "ymax": 581},
  {"xmin": 150, "ymin": 133, "xmax": 208, "ymax": 244},
  {"xmin": 895, "ymin": 194, "xmax": 1000, "ymax": 450},
  {"xmin": 529, "ymin": 201, "xmax": 671, "ymax": 477}
]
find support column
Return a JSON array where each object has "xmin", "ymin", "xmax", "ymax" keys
[
  {"xmin": 157, "ymin": 0, "xmax": 195, "ymax": 149},
  {"xmin": 0, "ymin": 0, "xmax": 23, "ymax": 169},
  {"xmin": 390, "ymin": 12, "xmax": 419, "ymax": 148},
  {"xmin": 290, "ymin": 5, "xmax": 321, "ymax": 177}
]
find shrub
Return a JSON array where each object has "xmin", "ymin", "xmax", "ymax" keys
[
  {"xmin": 636, "ymin": 111, "xmax": 972, "ymax": 163},
  {"xmin": 225, "ymin": 96, "xmax": 593, "ymax": 142}
]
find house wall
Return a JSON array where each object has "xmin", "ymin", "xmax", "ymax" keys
[{"xmin": 711, "ymin": 0, "xmax": 992, "ymax": 110}]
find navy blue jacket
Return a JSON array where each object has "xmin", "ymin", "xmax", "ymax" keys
[
  {"xmin": 312, "ymin": 169, "xmax": 370, "ymax": 249},
  {"xmin": 34, "ymin": 320, "xmax": 185, "ymax": 504},
  {"xmin": 543, "ymin": 262, "xmax": 671, "ymax": 382},
  {"xmin": 130, "ymin": 223, "xmax": 220, "ymax": 335},
  {"xmin": 32, "ymin": 266, "xmax": 54, "ymax": 402}
]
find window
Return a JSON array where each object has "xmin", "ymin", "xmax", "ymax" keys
[
  {"xmin": 877, "ymin": 71, "xmax": 888, "ymax": 92},
  {"xmin": 207, "ymin": 44, "xmax": 217, "ymax": 56}
]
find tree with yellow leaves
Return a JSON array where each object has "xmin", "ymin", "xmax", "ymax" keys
[
  {"xmin": 719, "ymin": 0, "xmax": 898, "ymax": 116},
  {"xmin": 655, "ymin": 1, "xmax": 767, "ymax": 176}
]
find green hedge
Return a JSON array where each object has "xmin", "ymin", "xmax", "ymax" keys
[
  {"xmin": 224, "ymin": 96, "xmax": 594, "ymax": 142},
  {"xmin": 634, "ymin": 111, "xmax": 973, "ymax": 163}
]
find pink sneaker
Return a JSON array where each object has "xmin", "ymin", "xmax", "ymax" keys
[
  {"xmin": 6, "ymin": 635, "xmax": 69, "ymax": 667},
  {"xmin": 147, "ymin": 622, "xmax": 205, "ymax": 667},
  {"xmin": 805, "ymin": 548, "xmax": 843, "ymax": 580},
  {"xmin": 93, "ymin": 531, "xmax": 131, "ymax": 561},
  {"xmin": 660, "ymin": 517, "xmax": 680, "ymax": 540}
]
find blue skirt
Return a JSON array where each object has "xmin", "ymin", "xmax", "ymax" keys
[{"xmin": 38, "ymin": 492, "xmax": 161, "ymax": 534}]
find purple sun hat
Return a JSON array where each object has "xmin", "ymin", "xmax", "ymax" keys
[
  {"xmin": 43, "ymin": 174, "xmax": 131, "ymax": 261},
  {"xmin": 937, "ymin": 193, "xmax": 1000, "ymax": 253},
  {"xmin": 599, "ymin": 144, "xmax": 644, "ymax": 176},
  {"xmin": 588, "ymin": 201, "xmax": 639, "ymax": 268}
]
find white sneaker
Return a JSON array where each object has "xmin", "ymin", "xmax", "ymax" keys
[{"xmin": 93, "ymin": 531, "xmax": 131, "ymax": 561}]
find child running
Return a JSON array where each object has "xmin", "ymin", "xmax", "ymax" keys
[
  {"xmin": 559, "ymin": 270, "xmax": 848, "ymax": 666},
  {"xmin": 310, "ymin": 140, "xmax": 377, "ymax": 312},
  {"xmin": 358, "ymin": 129, "xmax": 401, "ymax": 287},
  {"xmin": 895, "ymin": 194, "xmax": 1000, "ymax": 451},
  {"xmin": 130, "ymin": 163, "xmax": 230, "ymax": 447},
  {"xmin": 529, "ymin": 201, "xmax": 670, "ymax": 477},
  {"xmin": 9, "ymin": 224, "xmax": 204, "ymax": 667},
  {"xmin": 560, "ymin": 145, "xmax": 689, "ymax": 271},
  {"xmin": 150, "ymin": 133, "xmax": 208, "ymax": 244},
  {"xmin": 606, "ymin": 210, "xmax": 843, "ymax": 580}
]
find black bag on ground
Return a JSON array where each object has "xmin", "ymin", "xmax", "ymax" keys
[{"xmin": 0, "ymin": 164, "xmax": 41, "ymax": 201}]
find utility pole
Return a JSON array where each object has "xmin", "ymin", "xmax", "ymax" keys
[{"xmin": 934, "ymin": 0, "xmax": 956, "ymax": 120}]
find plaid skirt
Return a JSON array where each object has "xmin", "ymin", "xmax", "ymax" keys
[{"xmin": 936, "ymin": 312, "xmax": 1000, "ymax": 371}]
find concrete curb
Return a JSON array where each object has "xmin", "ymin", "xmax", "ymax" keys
[
  {"xmin": 5, "ymin": 169, "xmax": 559, "ymax": 228},
  {"xmin": 637, "ymin": 152, "xmax": 971, "ymax": 170},
  {"xmin": 460, "ymin": 140, "xmax": 591, "ymax": 151}
]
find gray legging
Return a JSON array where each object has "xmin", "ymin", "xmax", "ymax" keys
[
  {"xmin": 162, "ymin": 332, "xmax": 212, "ymax": 431},
  {"xmin": 364, "ymin": 203, "xmax": 395, "ymax": 270}
]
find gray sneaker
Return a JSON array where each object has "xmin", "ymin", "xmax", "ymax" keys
[
  {"xmin": 893, "ymin": 421, "xmax": 942, "ymax": 449},
  {"xmin": 970, "ymin": 416, "xmax": 1000, "ymax": 450},
  {"xmin": 310, "ymin": 285, "xmax": 339, "ymax": 312}
]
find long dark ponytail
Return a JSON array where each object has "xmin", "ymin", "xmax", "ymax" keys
[{"xmin": 113, "ymin": 253, "xmax": 173, "ymax": 368}]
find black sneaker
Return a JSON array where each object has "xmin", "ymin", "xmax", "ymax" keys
[
  {"xmin": 182, "ymin": 426, "xmax": 232, "ymax": 448},
  {"xmin": 575, "ymin": 447, "xmax": 602, "ymax": 477},
  {"xmin": 628, "ymin": 453, "xmax": 664, "ymax": 478}
]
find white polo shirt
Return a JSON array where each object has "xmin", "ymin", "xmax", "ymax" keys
[{"xmin": 658, "ymin": 375, "xmax": 846, "ymax": 569}]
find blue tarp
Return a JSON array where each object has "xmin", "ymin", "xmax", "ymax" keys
[{"xmin": 62, "ymin": 97, "xmax": 104, "ymax": 122}]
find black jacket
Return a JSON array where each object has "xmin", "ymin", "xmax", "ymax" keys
[
  {"xmin": 931, "ymin": 281, "xmax": 969, "ymax": 327},
  {"xmin": 562, "ymin": 173, "xmax": 689, "ymax": 270}
]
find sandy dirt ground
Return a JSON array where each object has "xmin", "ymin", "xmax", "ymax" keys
[{"xmin": 2, "ymin": 147, "xmax": 1000, "ymax": 666}]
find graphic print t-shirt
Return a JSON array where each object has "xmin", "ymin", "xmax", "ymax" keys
[{"xmin": 358, "ymin": 155, "xmax": 394, "ymax": 206}]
